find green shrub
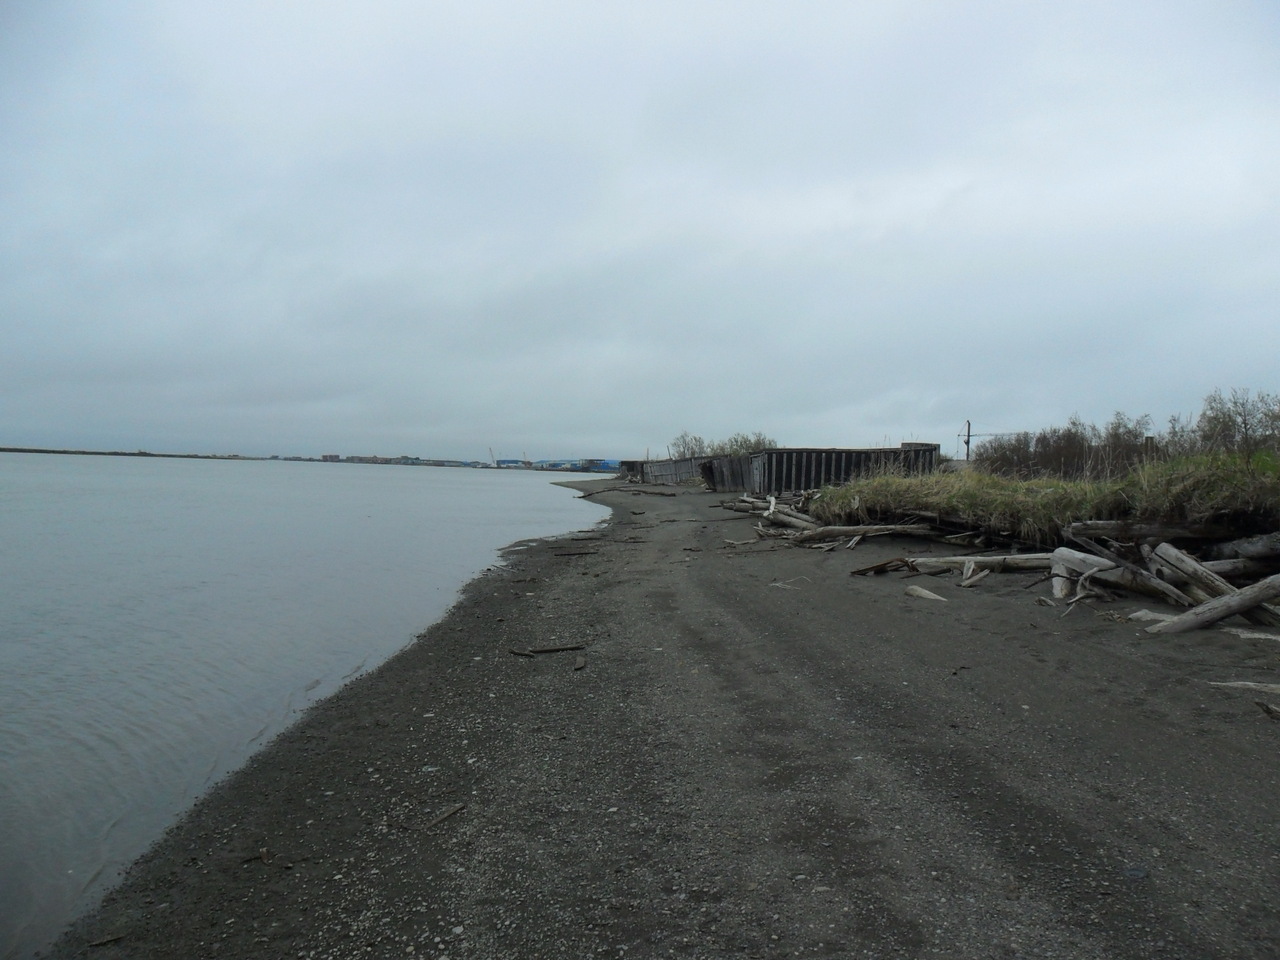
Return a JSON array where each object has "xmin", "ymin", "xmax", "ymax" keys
[{"xmin": 974, "ymin": 389, "xmax": 1280, "ymax": 481}]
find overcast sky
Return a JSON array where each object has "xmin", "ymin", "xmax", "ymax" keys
[{"xmin": 2, "ymin": 1, "xmax": 1277, "ymax": 460}]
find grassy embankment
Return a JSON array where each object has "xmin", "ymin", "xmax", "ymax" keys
[
  {"xmin": 809, "ymin": 454, "xmax": 1280, "ymax": 548},
  {"xmin": 807, "ymin": 391, "xmax": 1280, "ymax": 547}
]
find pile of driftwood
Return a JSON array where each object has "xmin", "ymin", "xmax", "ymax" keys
[
  {"xmin": 720, "ymin": 496, "xmax": 1280, "ymax": 635},
  {"xmin": 720, "ymin": 494, "xmax": 945, "ymax": 546}
]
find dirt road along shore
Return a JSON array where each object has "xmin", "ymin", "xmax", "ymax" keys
[{"xmin": 48, "ymin": 480, "xmax": 1280, "ymax": 959}]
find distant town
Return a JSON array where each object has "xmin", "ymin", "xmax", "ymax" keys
[
  {"xmin": 0, "ymin": 447, "xmax": 622, "ymax": 473},
  {"xmin": 316, "ymin": 454, "xmax": 622, "ymax": 472}
]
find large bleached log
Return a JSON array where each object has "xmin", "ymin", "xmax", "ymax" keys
[
  {"xmin": 1067, "ymin": 536, "xmax": 1195, "ymax": 607},
  {"xmin": 1064, "ymin": 520, "xmax": 1233, "ymax": 542},
  {"xmin": 1051, "ymin": 561, "xmax": 1074, "ymax": 599},
  {"xmin": 1153, "ymin": 543, "xmax": 1280, "ymax": 628},
  {"xmin": 762, "ymin": 498, "xmax": 818, "ymax": 532},
  {"xmin": 771, "ymin": 503, "xmax": 818, "ymax": 524},
  {"xmin": 1050, "ymin": 547, "xmax": 1128, "ymax": 601},
  {"xmin": 1139, "ymin": 545, "xmax": 1215, "ymax": 605},
  {"xmin": 1146, "ymin": 573, "xmax": 1280, "ymax": 634},
  {"xmin": 1052, "ymin": 546, "xmax": 1197, "ymax": 604},
  {"xmin": 1052, "ymin": 546, "xmax": 1115, "ymax": 570},
  {"xmin": 762, "ymin": 510, "xmax": 818, "ymax": 532},
  {"xmin": 906, "ymin": 554, "xmax": 1053, "ymax": 574},
  {"xmin": 1050, "ymin": 559, "xmax": 1130, "ymax": 602},
  {"xmin": 1145, "ymin": 549, "xmax": 1280, "ymax": 597},
  {"xmin": 793, "ymin": 524, "xmax": 935, "ymax": 543},
  {"xmin": 1208, "ymin": 530, "xmax": 1280, "ymax": 562},
  {"xmin": 1202, "ymin": 557, "xmax": 1280, "ymax": 580}
]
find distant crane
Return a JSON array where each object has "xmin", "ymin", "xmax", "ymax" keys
[{"xmin": 489, "ymin": 447, "xmax": 496, "ymax": 466}]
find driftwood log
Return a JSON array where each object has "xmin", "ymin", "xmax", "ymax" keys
[
  {"xmin": 1050, "ymin": 547, "xmax": 1195, "ymax": 604},
  {"xmin": 1063, "ymin": 520, "xmax": 1234, "ymax": 542},
  {"xmin": 904, "ymin": 585, "xmax": 947, "ymax": 601},
  {"xmin": 1067, "ymin": 536, "xmax": 1195, "ymax": 607},
  {"xmin": 1139, "ymin": 545, "xmax": 1216, "ymax": 605},
  {"xmin": 762, "ymin": 510, "xmax": 817, "ymax": 532},
  {"xmin": 849, "ymin": 558, "xmax": 909, "ymax": 576},
  {"xmin": 1201, "ymin": 557, "xmax": 1280, "ymax": 580},
  {"xmin": 770, "ymin": 502, "xmax": 818, "ymax": 523},
  {"xmin": 1209, "ymin": 680, "xmax": 1280, "ymax": 695},
  {"xmin": 1050, "ymin": 547, "xmax": 1117, "ymax": 600},
  {"xmin": 793, "ymin": 524, "xmax": 935, "ymax": 544},
  {"xmin": 1145, "ymin": 573, "xmax": 1280, "ymax": 634},
  {"xmin": 1152, "ymin": 543, "xmax": 1280, "ymax": 628},
  {"xmin": 905, "ymin": 554, "xmax": 1053, "ymax": 575},
  {"xmin": 1208, "ymin": 530, "xmax": 1280, "ymax": 562},
  {"xmin": 759, "ymin": 499, "xmax": 819, "ymax": 532}
]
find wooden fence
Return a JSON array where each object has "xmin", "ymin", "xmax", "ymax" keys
[
  {"xmin": 623, "ymin": 456, "xmax": 709, "ymax": 485},
  {"xmin": 628, "ymin": 444, "xmax": 940, "ymax": 495},
  {"xmin": 748, "ymin": 445, "xmax": 939, "ymax": 496}
]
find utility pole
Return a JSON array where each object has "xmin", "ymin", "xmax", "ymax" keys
[{"xmin": 960, "ymin": 424, "xmax": 1019, "ymax": 459}]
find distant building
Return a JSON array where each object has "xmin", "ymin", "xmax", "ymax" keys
[
  {"xmin": 529, "ymin": 459, "xmax": 621, "ymax": 472},
  {"xmin": 321, "ymin": 454, "xmax": 341, "ymax": 462}
]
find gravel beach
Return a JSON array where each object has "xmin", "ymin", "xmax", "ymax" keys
[{"xmin": 46, "ymin": 479, "xmax": 1280, "ymax": 959}]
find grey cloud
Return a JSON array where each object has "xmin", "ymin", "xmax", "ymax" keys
[{"xmin": 2, "ymin": 1, "xmax": 1278, "ymax": 459}]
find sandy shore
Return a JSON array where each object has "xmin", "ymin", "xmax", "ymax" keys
[{"xmin": 46, "ymin": 480, "xmax": 1280, "ymax": 959}]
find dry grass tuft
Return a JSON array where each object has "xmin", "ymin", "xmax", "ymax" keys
[
  {"xmin": 1118, "ymin": 453, "xmax": 1280, "ymax": 526},
  {"xmin": 809, "ymin": 455, "xmax": 1280, "ymax": 546}
]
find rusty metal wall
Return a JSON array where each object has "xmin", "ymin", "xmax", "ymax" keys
[
  {"xmin": 637, "ymin": 444, "xmax": 939, "ymax": 494},
  {"xmin": 749, "ymin": 445, "xmax": 938, "ymax": 495}
]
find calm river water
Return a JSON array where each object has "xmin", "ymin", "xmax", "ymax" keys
[{"xmin": 0, "ymin": 453, "xmax": 608, "ymax": 959}]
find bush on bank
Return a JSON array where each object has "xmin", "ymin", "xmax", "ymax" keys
[{"xmin": 973, "ymin": 388, "xmax": 1280, "ymax": 480}]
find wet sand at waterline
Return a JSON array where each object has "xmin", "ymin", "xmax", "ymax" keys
[{"xmin": 49, "ymin": 479, "xmax": 1280, "ymax": 958}]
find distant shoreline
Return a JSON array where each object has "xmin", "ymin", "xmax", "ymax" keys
[
  {"xmin": 0, "ymin": 448, "xmax": 618, "ymax": 471},
  {"xmin": 0, "ymin": 446, "xmax": 263, "ymax": 461}
]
